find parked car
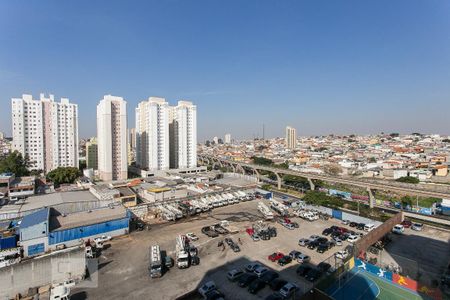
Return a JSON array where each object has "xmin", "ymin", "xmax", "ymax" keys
[
  {"xmin": 334, "ymin": 238, "xmax": 343, "ymax": 246},
  {"xmin": 198, "ymin": 281, "xmax": 216, "ymax": 297},
  {"xmin": 225, "ymin": 238, "xmax": 234, "ymax": 246},
  {"xmin": 227, "ymin": 269, "xmax": 245, "ymax": 282},
  {"xmin": 289, "ymin": 250, "xmax": 301, "ymax": 259},
  {"xmin": 238, "ymin": 273, "xmax": 258, "ymax": 287},
  {"xmin": 307, "ymin": 241, "xmax": 319, "ymax": 249},
  {"xmin": 186, "ymin": 232, "xmax": 199, "ymax": 241},
  {"xmin": 335, "ymin": 250, "xmax": 349, "ymax": 260},
  {"xmin": 298, "ymin": 238, "xmax": 310, "ymax": 247},
  {"xmin": 316, "ymin": 243, "xmax": 328, "ymax": 253},
  {"xmin": 349, "ymin": 222, "xmax": 357, "ymax": 227},
  {"xmin": 305, "ymin": 268, "xmax": 322, "ymax": 281},
  {"xmin": 392, "ymin": 224, "xmax": 405, "ymax": 234},
  {"xmin": 245, "ymin": 263, "xmax": 261, "ymax": 272},
  {"xmin": 296, "ymin": 253, "xmax": 311, "ymax": 264},
  {"xmin": 254, "ymin": 266, "xmax": 270, "ymax": 278},
  {"xmin": 342, "ymin": 220, "xmax": 349, "ymax": 225},
  {"xmin": 205, "ymin": 289, "xmax": 225, "ymax": 300},
  {"xmin": 411, "ymin": 223, "xmax": 423, "ymax": 231},
  {"xmin": 190, "ymin": 255, "xmax": 200, "ymax": 266},
  {"xmin": 230, "ymin": 243, "xmax": 241, "ymax": 252},
  {"xmin": 356, "ymin": 223, "xmax": 366, "ymax": 230},
  {"xmin": 401, "ymin": 220, "xmax": 412, "ymax": 228},
  {"xmin": 317, "ymin": 262, "xmax": 332, "ymax": 273},
  {"xmin": 347, "ymin": 235, "xmax": 360, "ymax": 243},
  {"xmin": 261, "ymin": 271, "xmax": 279, "ymax": 284},
  {"xmin": 277, "ymin": 255, "xmax": 292, "ymax": 266},
  {"xmin": 268, "ymin": 252, "xmax": 284, "ymax": 262},
  {"xmin": 164, "ymin": 255, "xmax": 174, "ymax": 268},
  {"xmin": 269, "ymin": 278, "xmax": 288, "ymax": 291},
  {"xmin": 279, "ymin": 283, "xmax": 299, "ymax": 299},
  {"xmin": 309, "ymin": 235, "xmax": 320, "ymax": 241},
  {"xmin": 248, "ymin": 279, "xmax": 266, "ymax": 294},
  {"xmin": 296, "ymin": 265, "xmax": 312, "ymax": 277},
  {"xmin": 252, "ymin": 234, "xmax": 261, "ymax": 242},
  {"xmin": 94, "ymin": 235, "xmax": 112, "ymax": 244},
  {"xmin": 322, "ymin": 228, "xmax": 332, "ymax": 236}
]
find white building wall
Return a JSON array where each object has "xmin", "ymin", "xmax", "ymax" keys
[
  {"xmin": 11, "ymin": 94, "xmax": 78, "ymax": 172},
  {"xmin": 173, "ymin": 101, "xmax": 197, "ymax": 169},
  {"xmin": 135, "ymin": 97, "xmax": 170, "ymax": 171},
  {"xmin": 97, "ymin": 95, "xmax": 128, "ymax": 181}
]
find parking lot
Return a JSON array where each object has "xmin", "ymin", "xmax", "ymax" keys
[
  {"xmin": 70, "ymin": 198, "xmax": 450, "ymax": 300},
  {"xmin": 70, "ymin": 199, "xmax": 349, "ymax": 299}
]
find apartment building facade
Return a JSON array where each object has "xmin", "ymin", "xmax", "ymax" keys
[
  {"xmin": 170, "ymin": 101, "xmax": 197, "ymax": 169},
  {"xmin": 11, "ymin": 94, "xmax": 79, "ymax": 172},
  {"xmin": 135, "ymin": 97, "xmax": 170, "ymax": 171},
  {"xmin": 285, "ymin": 126, "xmax": 297, "ymax": 150},
  {"xmin": 97, "ymin": 95, "xmax": 128, "ymax": 181}
]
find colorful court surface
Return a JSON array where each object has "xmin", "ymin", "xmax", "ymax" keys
[{"xmin": 327, "ymin": 269, "xmax": 430, "ymax": 300}]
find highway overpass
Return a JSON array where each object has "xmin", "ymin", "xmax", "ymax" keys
[{"xmin": 198, "ymin": 154, "xmax": 450, "ymax": 208}]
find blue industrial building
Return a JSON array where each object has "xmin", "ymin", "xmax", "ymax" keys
[
  {"xmin": 18, "ymin": 205, "xmax": 130, "ymax": 256},
  {"xmin": 0, "ymin": 221, "xmax": 17, "ymax": 250}
]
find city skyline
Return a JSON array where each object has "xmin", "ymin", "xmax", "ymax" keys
[{"xmin": 1, "ymin": 1, "xmax": 450, "ymax": 140}]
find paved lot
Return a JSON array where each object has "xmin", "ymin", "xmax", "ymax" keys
[
  {"xmin": 382, "ymin": 225, "xmax": 450, "ymax": 285},
  {"xmin": 71, "ymin": 200, "xmax": 353, "ymax": 300},
  {"xmin": 71, "ymin": 199, "xmax": 450, "ymax": 299}
]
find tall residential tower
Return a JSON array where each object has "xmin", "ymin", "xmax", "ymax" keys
[
  {"xmin": 97, "ymin": 95, "xmax": 128, "ymax": 181},
  {"xmin": 11, "ymin": 94, "xmax": 79, "ymax": 172},
  {"xmin": 135, "ymin": 97, "xmax": 170, "ymax": 171},
  {"xmin": 170, "ymin": 101, "xmax": 197, "ymax": 169},
  {"xmin": 285, "ymin": 126, "xmax": 297, "ymax": 149}
]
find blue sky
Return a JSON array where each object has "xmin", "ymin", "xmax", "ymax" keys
[{"xmin": 1, "ymin": 1, "xmax": 449, "ymax": 141}]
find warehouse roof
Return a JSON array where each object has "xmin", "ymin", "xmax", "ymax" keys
[
  {"xmin": 50, "ymin": 205, "xmax": 127, "ymax": 231},
  {"xmin": 20, "ymin": 207, "xmax": 49, "ymax": 229}
]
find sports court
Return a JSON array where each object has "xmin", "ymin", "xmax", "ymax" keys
[{"xmin": 326, "ymin": 268, "xmax": 429, "ymax": 300}]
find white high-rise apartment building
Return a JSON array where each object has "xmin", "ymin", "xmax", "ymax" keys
[
  {"xmin": 97, "ymin": 95, "xmax": 128, "ymax": 181},
  {"xmin": 11, "ymin": 94, "xmax": 79, "ymax": 172},
  {"xmin": 224, "ymin": 133, "xmax": 231, "ymax": 144},
  {"xmin": 170, "ymin": 101, "xmax": 197, "ymax": 169},
  {"xmin": 135, "ymin": 97, "xmax": 170, "ymax": 171},
  {"xmin": 285, "ymin": 126, "xmax": 297, "ymax": 149}
]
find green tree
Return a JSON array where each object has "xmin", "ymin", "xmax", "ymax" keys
[
  {"xmin": 0, "ymin": 151, "xmax": 31, "ymax": 176},
  {"xmin": 369, "ymin": 157, "xmax": 377, "ymax": 163},
  {"xmin": 396, "ymin": 176, "xmax": 419, "ymax": 184},
  {"xmin": 46, "ymin": 167, "xmax": 81, "ymax": 186},
  {"xmin": 251, "ymin": 156, "xmax": 273, "ymax": 166}
]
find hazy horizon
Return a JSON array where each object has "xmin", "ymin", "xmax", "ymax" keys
[{"xmin": 1, "ymin": 1, "xmax": 450, "ymax": 141}]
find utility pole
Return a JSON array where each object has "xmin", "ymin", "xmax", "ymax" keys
[{"xmin": 262, "ymin": 123, "xmax": 265, "ymax": 141}]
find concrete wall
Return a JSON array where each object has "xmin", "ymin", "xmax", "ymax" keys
[{"xmin": 0, "ymin": 246, "xmax": 86, "ymax": 299}]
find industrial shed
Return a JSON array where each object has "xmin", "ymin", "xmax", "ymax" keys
[{"xmin": 48, "ymin": 205, "xmax": 130, "ymax": 249}]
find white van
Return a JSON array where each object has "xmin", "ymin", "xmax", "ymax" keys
[
  {"xmin": 392, "ymin": 224, "xmax": 404, "ymax": 234},
  {"xmin": 364, "ymin": 224, "xmax": 375, "ymax": 232}
]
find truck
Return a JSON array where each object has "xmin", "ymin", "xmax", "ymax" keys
[
  {"xmin": 149, "ymin": 245, "xmax": 163, "ymax": 278},
  {"xmin": 175, "ymin": 235, "xmax": 190, "ymax": 269},
  {"xmin": 270, "ymin": 199, "xmax": 289, "ymax": 216},
  {"xmin": 220, "ymin": 220, "xmax": 239, "ymax": 234},
  {"xmin": 257, "ymin": 202, "xmax": 274, "ymax": 220}
]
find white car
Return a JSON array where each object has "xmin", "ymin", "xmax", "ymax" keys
[
  {"xmin": 392, "ymin": 224, "xmax": 405, "ymax": 234},
  {"xmin": 342, "ymin": 220, "xmax": 349, "ymax": 225},
  {"xmin": 186, "ymin": 232, "xmax": 199, "ymax": 241},
  {"xmin": 334, "ymin": 238, "xmax": 343, "ymax": 246},
  {"xmin": 94, "ymin": 235, "xmax": 112, "ymax": 243},
  {"xmin": 411, "ymin": 223, "xmax": 423, "ymax": 231},
  {"xmin": 347, "ymin": 235, "xmax": 360, "ymax": 243},
  {"xmin": 297, "ymin": 253, "xmax": 311, "ymax": 263},
  {"xmin": 335, "ymin": 250, "xmax": 348, "ymax": 260},
  {"xmin": 279, "ymin": 283, "xmax": 299, "ymax": 298},
  {"xmin": 198, "ymin": 281, "xmax": 216, "ymax": 297}
]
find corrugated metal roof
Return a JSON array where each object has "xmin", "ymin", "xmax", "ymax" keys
[{"xmin": 20, "ymin": 208, "xmax": 49, "ymax": 229}]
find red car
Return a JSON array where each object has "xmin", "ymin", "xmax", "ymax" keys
[
  {"xmin": 401, "ymin": 220, "xmax": 412, "ymax": 228},
  {"xmin": 246, "ymin": 228, "xmax": 255, "ymax": 236},
  {"xmin": 284, "ymin": 217, "xmax": 292, "ymax": 224},
  {"xmin": 268, "ymin": 252, "xmax": 284, "ymax": 262}
]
